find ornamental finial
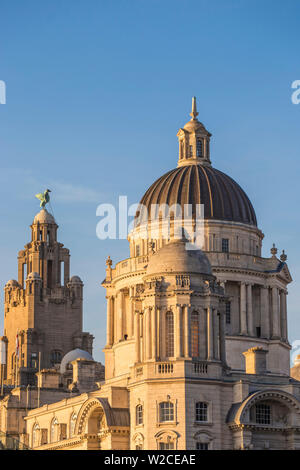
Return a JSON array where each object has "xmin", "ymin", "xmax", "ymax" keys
[
  {"xmin": 280, "ymin": 250, "xmax": 287, "ymax": 262},
  {"xmin": 190, "ymin": 96, "xmax": 199, "ymax": 121},
  {"xmin": 270, "ymin": 243, "xmax": 278, "ymax": 257}
]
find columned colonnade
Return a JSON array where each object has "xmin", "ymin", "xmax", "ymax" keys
[
  {"xmin": 106, "ymin": 292, "xmax": 226, "ymax": 365},
  {"xmin": 236, "ymin": 282, "xmax": 288, "ymax": 340}
]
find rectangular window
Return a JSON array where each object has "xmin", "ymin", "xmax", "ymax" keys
[
  {"xmin": 30, "ymin": 353, "xmax": 38, "ymax": 369},
  {"xmin": 222, "ymin": 238, "xmax": 229, "ymax": 253},
  {"xmin": 195, "ymin": 402, "xmax": 208, "ymax": 422},
  {"xmin": 255, "ymin": 404, "xmax": 271, "ymax": 424},
  {"xmin": 256, "ymin": 326, "xmax": 261, "ymax": 338},
  {"xmin": 136, "ymin": 245, "xmax": 140, "ymax": 257},
  {"xmin": 196, "ymin": 443, "xmax": 209, "ymax": 450},
  {"xmin": 159, "ymin": 442, "xmax": 174, "ymax": 450},
  {"xmin": 196, "ymin": 139, "xmax": 203, "ymax": 157},
  {"xmin": 225, "ymin": 302, "xmax": 231, "ymax": 324},
  {"xmin": 47, "ymin": 260, "xmax": 53, "ymax": 289},
  {"xmin": 159, "ymin": 402, "xmax": 174, "ymax": 422}
]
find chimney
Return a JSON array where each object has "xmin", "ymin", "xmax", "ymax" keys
[
  {"xmin": 243, "ymin": 347, "xmax": 268, "ymax": 374},
  {"xmin": 36, "ymin": 369, "xmax": 60, "ymax": 388}
]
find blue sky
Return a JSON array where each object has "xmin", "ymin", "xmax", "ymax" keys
[{"xmin": 0, "ymin": 0, "xmax": 299, "ymax": 363}]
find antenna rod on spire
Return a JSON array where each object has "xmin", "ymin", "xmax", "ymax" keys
[{"xmin": 190, "ymin": 96, "xmax": 199, "ymax": 120}]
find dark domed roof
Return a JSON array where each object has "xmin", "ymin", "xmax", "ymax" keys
[{"xmin": 137, "ymin": 164, "xmax": 257, "ymax": 226}]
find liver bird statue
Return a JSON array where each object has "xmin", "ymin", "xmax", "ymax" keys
[{"xmin": 35, "ymin": 189, "xmax": 51, "ymax": 208}]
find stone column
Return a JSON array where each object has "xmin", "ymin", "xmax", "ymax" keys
[
  {"xmin": 161, "ymin": 308, "xmax": 166, "ymax": 360},
  {"xmin": 280, "ymin": 290, "xmax": 288, "ymax": 341},
  {"xmin": 134, "ymin": 311, "xmax": 140, "ymax": 363},
  {"xmin": 213, "ymin": 308, "xmax": 219, "ymax": 359},
  {"xmin": 175, "ymin": 305, "xmax": 182, "ymax": 358},
  {"xmin": 106, "ymin": 296, "xmax": 113, "ymax": 347},
  {"xmin": 247, "ymin": 283, "xmax": 254, "ymax": 336},
  {"xmin": 116, "ymin": 291, "xmax": 124, "ymax": 342},
  {"xmin": 145, "ymin": 307, "xmax": 151, "ymax": 360},
  {"xmin": 272, "ymin": 287, "xmax": 280, "ymax": 338},
  {"xmin": 240, "ymin": 283, "xmax": 247, "ymax": 335},
  {"xmin": 156, "ymin": 307, "xmax": 161, "ymax": 359},
  {"xmin": 207, "ymin": 306, "xmax": 214, "ymax": 360},
  {"xmin": 219, "ymin": 310, "xmax": 226, "ymax": 364},
  {"xmin": 128, "ymin": 287, "xmax": 135, "ymax": 338},
  {"xmin": 260, "ymin": 287, "xmax": 270, "ymax": 338},
  {"xmin": 151, "ymin": 306, "xmax": 157, "ymax": 360},
  {"xmin": 184, "ymin": 305, "xmax": 190, "ymax": 358}
]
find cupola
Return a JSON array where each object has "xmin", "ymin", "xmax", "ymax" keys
[{"xmin": 177, "ymin": 97, "xmax": 212, "ymax": 167}]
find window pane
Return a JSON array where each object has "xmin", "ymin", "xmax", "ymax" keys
[
  {"xmin": 222, "ymin": 238, "xmax": 229, "ymax": 253},
  {"xmin": 136, "ymin": 405, "xmax": 143, "ymax": 425},
  {"xmin": 196, "ymin": 442, "xmax": 209, "ymax": 450},
  {"xmin": 159, "ymin": 402, "xmax": 174, "ymax": 422},
  {"xmin": 225, "ymin": 302, "xmax": 231, "ymax": 324},
  {"xmin": 196, "ymin": 139, "xmax": 203, "ymax": 157},
  {"xmin": 159, "ymin": 442, "xmax": 174, "ymax": 450},
  {"xmin": 195, "ymin": 402, "xmax": 208, "ymax": 422},
  {"xmin": 255, "ymin": 404, "xmax": 271, "ymax": 424}
]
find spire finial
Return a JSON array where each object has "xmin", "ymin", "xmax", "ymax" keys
[
  {"xmin": 270, "ymin": 243, "xmax": 278, "ymax": 258},
  {"xmin": 190, "ymin": 96, "xmax": 199, "ymax": 121}
]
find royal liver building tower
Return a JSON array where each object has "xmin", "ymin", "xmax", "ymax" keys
[{"xmin": 2, "ymin": 99, "xmax": 300, "ymax": 451}]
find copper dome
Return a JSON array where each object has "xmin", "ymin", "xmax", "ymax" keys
[{"xmin": 137, "ymin": 164, "xmax": 257, "ymax": 227}]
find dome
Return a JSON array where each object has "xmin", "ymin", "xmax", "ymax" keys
[
  {"xmin": 33, "ymin": 208, "xmax": 56, "ymax": 225},
  {"xmin": 294, "ymin": 355, "xmax": 300, "ymax": 366},
  {"xmin": 136, "ymin": 164, "xmax": 257, "ymax": 227},
  {"xmin": 69, "ymin": 275, "xmax": 83, "ymax": 284},
  {"xmin": 60, "ymin": 348, "xmax": 93, "ymax": 374},
  {"xmin": 5, "ymin": 279, "xmax": 19, "ymax": 288},
  {"xmin": 146, "ymin": 238, "xmax": 212, "ymax": 277},
  {"xmin": 26, "ymin": 272, "xmax": 42, "ymax": 281}
]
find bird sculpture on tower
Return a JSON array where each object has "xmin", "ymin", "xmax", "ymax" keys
[{"xmin": 35, "ymin": 189, "xmax": 51, "ymax": 208}]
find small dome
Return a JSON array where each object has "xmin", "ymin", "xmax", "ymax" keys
[
  {"xmin": 60, "ymin": 348, "xmax": 93, "ymax": 374},
  {"xmin": 26, "ymin": 272, "xmax": 42, "ymax": 281},
  {"xmin": 69, "ymin": 275, "xmax": 83, "ymax": 284},
  {"xmin": 146, "ymin": 238, "xmax": 212, "ymax": 277},
  {"xmin": 5, "ymin": 279, "xmax": 19, "ymax": 288},
  {"xmin": 294, "ymin": 355, "xmax": 300, "ymax": 366},
  {"xmin": 33, "ymin": 209, "xmax": 56, "ymax": 225}
]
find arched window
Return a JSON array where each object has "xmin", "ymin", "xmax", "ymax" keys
[
  {"xmin": 133, "ymin": 432, "xmax": 144, "ymax": 450},
  {"xmin": 32, "ymin": 423, "xmax": 40, "ymax": 448},
  {"xmin": 50, "ymin": 418, "xmax": 58, "ymax": 443},
  {"xmin": 195, "ymin": 402, "xmax": 208, "ymax": 422},
  {"xmin": 70, "ymin": 413, "xmax": 77, "ymax": 437},
  {"xmin": 196, "ymin": 139, "xmax": 203, "ymax": 157},
  {"xmin": 191, "ymin": 311, "xmax": 199, "ymax": 358},
  {"xmin": 159, "ymin": 402, "xmax": 174, "ymax": 422},
  {"xmin": 166, "ymin": 311, "xmax": 174, "ymax": 357},
  {"xmin": 136, "ymin": 404, "xmax": 143, "ymax": 426}
]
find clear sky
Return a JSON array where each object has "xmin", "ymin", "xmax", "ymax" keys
[{"xmin": 0, "ymin": 0, "xmax": 299, "ymax": 363}]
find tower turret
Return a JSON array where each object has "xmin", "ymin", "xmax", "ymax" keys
[{"xmin": 1, "ymin": 206, "xmax": 93, "ymax": 387}]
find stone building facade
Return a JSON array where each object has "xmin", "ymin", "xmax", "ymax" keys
[
  {"xmin": 1, "ymin": 99, "xmax": 300, "ymax": 450},
  {"xmin": 0, "ymin": 209, "xmax": 94, "ymax": 388}
]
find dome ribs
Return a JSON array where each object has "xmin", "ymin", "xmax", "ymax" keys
[
  {"xmin": 200, "ymin": 165, "xmax": 214, "ymax": 218},
  {"xmin": 135, "ymin": 163, "xmax": 257, "ymax": 227},
  {"xmin": 205, "ymin": 166, "xmax": 226, "ymax": 220}
]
